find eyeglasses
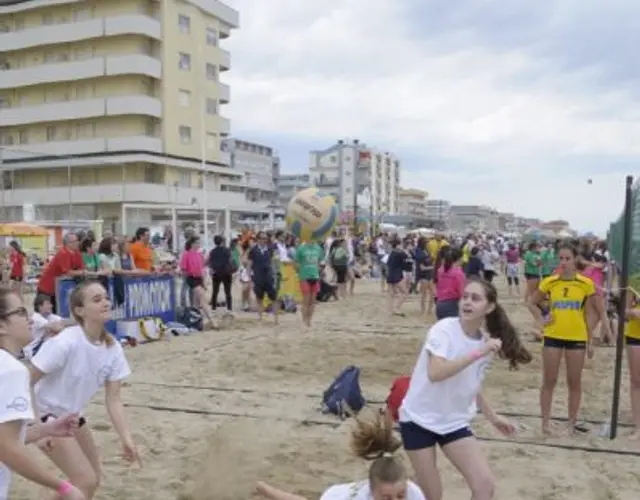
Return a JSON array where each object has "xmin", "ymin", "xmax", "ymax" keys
[{"xmin": 0, "ymin": 307, "xmax": 28, "ymax": 319}]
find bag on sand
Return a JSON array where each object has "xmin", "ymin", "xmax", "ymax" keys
[
  {"xmin": 386, "ymin": 376, "xmax": 411, "ymax": 422},
  {"xmin": 322, "ymin": 365, "xmax": 365, "ymax": 418},
  {"xmin": 178, "ymin": 306, "xmax": 203, "ymax": 331}
]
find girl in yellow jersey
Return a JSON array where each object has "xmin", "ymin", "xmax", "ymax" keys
[
  {"xmin": 625, "ymin": 295, "xmax": 640, "ymax": 438},
  {"xmin": 527, "ymin": 244, "xmax": 597, "ymax": 435}
]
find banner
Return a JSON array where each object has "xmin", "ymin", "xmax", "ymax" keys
[{"xmin": 56, "ymin": 274, "xmax": 177, "ymax": 334}]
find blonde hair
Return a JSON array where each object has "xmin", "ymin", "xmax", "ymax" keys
[
  {"xmin": 351, "ymin": 411, "xmax": 405, "ymax": 486},
  {"xmin": 69, "ymin": 281, "xmax": 114, "ymax": 346}
]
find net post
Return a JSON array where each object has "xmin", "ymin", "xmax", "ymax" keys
[{"xmin": 610, "ymin": 174, "xmax": 634, "ymax": 439}]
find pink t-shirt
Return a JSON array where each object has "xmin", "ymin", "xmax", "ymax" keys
[
  {"xmin": 436, "ymin": 265, "xmax": 465, "ymax": 301},
  {"xmin": 180, "ymin": 249, "xmax": 204, "ymax": 277},
  {"xmin": 582, "ymin": 265, "xmax": 603, "ymax": 288},
  {"xmin": 505, "ymin": 249, "xmax": 520, "ymax": 264}
]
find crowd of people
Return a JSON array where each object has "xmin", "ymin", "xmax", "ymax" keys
[{"xmin": 2, "ymin": 225, "xmax": 640, "ymax": 499}]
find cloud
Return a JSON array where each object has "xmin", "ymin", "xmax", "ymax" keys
[{"xmin": 222, "ymin": 0, "xmax": 639, "ymax": 233}]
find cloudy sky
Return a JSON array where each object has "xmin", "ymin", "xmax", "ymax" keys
[{"xmin": 223, "ymin": 0, "xmax": 638, "ymax": 234}]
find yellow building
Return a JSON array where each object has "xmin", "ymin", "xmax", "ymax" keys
[{"xmin": 0, "ymin": 0, "xmax": 253, "ymax": 231}]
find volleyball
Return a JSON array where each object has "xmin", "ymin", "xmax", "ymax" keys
[{"xmin": 286, "ymin": 187, "xmax": 338, "ymax": 242}]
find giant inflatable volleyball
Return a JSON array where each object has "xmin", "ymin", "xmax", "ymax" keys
[{"xmin": 286, "ymin": 187, "xmax": 338, "ymax": 242}]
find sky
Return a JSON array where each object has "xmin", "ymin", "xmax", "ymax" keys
[{"xmin": 222, "ymin": 0, "xmax": 640, "ymax": 235}]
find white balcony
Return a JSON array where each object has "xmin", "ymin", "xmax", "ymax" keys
[
  {"xmin": 0, "ymin": 95, "xmax": 161, "ymax": 127},
  {"xmin": 218, "ymin": 150, "xmax": 231, "ymax": 166},
  {"xmin": 2, "ymin": 182, "xmax": 251, "ymax": 210},
  {"xmin": 219, "ymin": 49, "xmax": 230, "ymax": 71},
  {"xmin": 0, "ymin": 54, "xmax": 161, "ymax": 90},
  {"xmin": 219, "ymin": 83, "xmax": 230, "ymax": 104},
  {"xmin": 1, "ymin": 136, "xmax": 163, "ymax": 160},
  {"xmin": 190, "ymin": 0, "xmax": 239, "ymax": 28},
  {"xmin": 0, "ymin": 14, "xmax": 161, "ymax": 52}
]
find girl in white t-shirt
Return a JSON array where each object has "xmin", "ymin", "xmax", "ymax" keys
[
  {"xmin": 24, "ymin": 294, "xmax": 74, "ymax": 360},
  {"xmin": 0, "ymin": 286, "xmax": 86, "ymax": 499},
  {"xmin": 28, "ymin": 281, "xmax": 139, "ymax": 500},
  {"xmin": 255, "ymin": 411, "xmax": 426, "ymax": 500},
  {"xmin": 399, "ymin": 279, "xmax": 532, "ymax": 500}
]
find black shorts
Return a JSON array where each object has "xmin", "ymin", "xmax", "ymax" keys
[
  {"xmin": 10, "ymin": 275, "xmax": 23, "ymax": 282},
  {"xmin": 626, "ymin": 337, "xmax": 640, "ymax": 346},
  {"xmin": 525, "ymin": 273, "xmax": 540, "ymax": 280},
  {"xmin": 417, "ymin": 271, "xmax": 433, "ymax": 282},
  {"xmin": 41, "ymin": 413, "xmax": 86, "ymax": 428},
  {"xmin": 543, "ymin": 337, "xmax": 586, "ymax": 350},
  {"xmin": 185, "ymin": 276, "xmax": 204, "ymax": 289},
  {"xmin": 253, "ymin": 279, "xmax": 277, "ymax": 301},
  {"xmin": 333, "ymin": 265, "xmax": 348, "ymax": 284},
  {"xmin": 400, "ymin": 420, "xmax": 473, "ymax": 450}
]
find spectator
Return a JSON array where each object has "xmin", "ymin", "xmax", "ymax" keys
[
  {"xmin": 129, "ymin": 227, "xmax": 153, "ymax": 271},
  {"xmin": 35, "ymin": 233, "xmax": 86, "ymax": 313},
  {"xmin": 208, "ymin": 235, "xmax": 234, "ymax": 314},
  {"xmin": 80, "ymin": 238, "xmax": 100, "ymax": 272}
]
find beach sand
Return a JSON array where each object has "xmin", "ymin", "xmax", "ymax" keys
[{"xmin": 10, "ymin": 277, "xmax": 640, "ymax": 499}]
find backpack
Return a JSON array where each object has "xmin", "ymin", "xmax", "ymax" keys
[
  {"xmin": 322, "ymin": 365, "xmax": 365, "ymax": 418},
  {"xmin": 331, "ymin": 247, "xmax": 349, "ymax": 266},
  {"xmin": 178, "ymin": 306, "xmax": 203, "ymax": 331},
  {"xmin": 386, "ymin": 376, "xmax": 410, "ymax": 422}
]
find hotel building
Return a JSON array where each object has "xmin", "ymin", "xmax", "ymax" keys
[{"xmin": 0, "ymin": 0, "xmax": 245, "ymax": 231}]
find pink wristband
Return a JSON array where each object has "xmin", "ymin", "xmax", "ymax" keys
[
  {"xmin": 470, "ymin": 350, "xmax": 484, "ymax": 361},
  {"xmin": 57, "ymin": 480, "xmax": 73, "ymax": 496}
]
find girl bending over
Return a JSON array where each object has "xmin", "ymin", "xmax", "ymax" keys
[{"xmin": 255, "ymin": 411, "xmax": 426, "ymax": 500}]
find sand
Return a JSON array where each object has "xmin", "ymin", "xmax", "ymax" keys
[{"xmin": 10, "ymin": 277, "xmax": 640, "ymax": 499}]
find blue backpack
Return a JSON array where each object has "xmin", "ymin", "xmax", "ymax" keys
[{"xmin": 322, "ymin": 365, "xmax": 366, "ymax": 418}]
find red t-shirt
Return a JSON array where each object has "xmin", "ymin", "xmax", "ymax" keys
[
  {"xmin": 37, "ymin": 248, "xmax": 84, "ymax": 295},
  {"xmin": 10, "ymin": 251, "xmax": 24, "ymax": 278}
]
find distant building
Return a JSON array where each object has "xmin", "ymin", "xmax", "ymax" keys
[
  {"xmin": 541, "ymin": 219, "xmax": 570, "ymax": 233},
  {"xmin": 277, "ymin": 173, "xmax": 310, "ymax": 207},
  {"xmin": 223, "ymin": 138, "xmax": 280, "ymax": 207},
  {"xmin": 397, "ymin": 188, "xmax": 428, "ymax": 218},
  {"xmin": 450, "ymin": 205, "xmax": 499, "ymax": 233},
  {"xmin": 498, "ymin": 212, "xmax": 517, "ymax": 233},
  {"xmin": 309, "ymin": 139, "xmax": 400, "ymax": 218},
  {"xmin": 425, "ymin": 199, "xmax": 451, "ymax": 228}
]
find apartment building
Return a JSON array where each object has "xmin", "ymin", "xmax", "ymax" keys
[
  {"xmin": 277, "ymin": 173, "xmax": 310, "ymax": 207},
  {"xmin": 498, "ymin": 212, "xmax": 517, "ymax": 233},
  {"xmin": 425, "ymin": 199, "xmax": 451, "ymax": 227},
  {"xmin": 309, "ymin": 139, "xmax": 400, "ymax": 218},
  {"xmin": 0, "ymin": 0, "xmax": 242, "ymax": 230},
  {"xmin": 397, "ymin": 187, "xmax": 428, "ymax": 218},
  {"xmin": 449, "ymin": 205, "xmax": 499, "ymax": 233}
]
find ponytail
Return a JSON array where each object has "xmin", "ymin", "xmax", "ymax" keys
[
  {"xmin": 351, "ymin": 411, "xmax": 406, "ymax": 487},
  {"xmin": 485, "ymin": 303, "xmax": 532, "ymax": 369}
]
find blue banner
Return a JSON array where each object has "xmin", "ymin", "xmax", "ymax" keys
[{"xmin": 56, "ymin": 275, "xmax": 177, "ymax": 334}]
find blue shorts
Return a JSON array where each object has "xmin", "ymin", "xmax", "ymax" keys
[
  {"xmin": 435, "ymin": 299, "xmax": 459, "ymax": 319},
  {"xmin": 400, "ymin": 420, "xmax": 473, "ymax": 450}
]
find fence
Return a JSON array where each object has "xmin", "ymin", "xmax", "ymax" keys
[{"xmin": 607, "ymin": 178, "xmax": 640, "ymax": 286}]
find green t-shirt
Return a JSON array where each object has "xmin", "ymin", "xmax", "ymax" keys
[
  {"xmin": 295, "ymin": 243, "xmax": 323, "ymax": 280},
  {"xmin": 541, "ymin": 248, "xmax": 557, "ymax": 276},
  {"xmin": 82, "ymin": 252, "xmax": 100, "ymax": 272},
  {"xmin": 523, "ymin": 250, "xmax": 541, "ymax": 275},
  {"xmin": 231, "ymin": 247, "xmax": 241, "ymax": 268}
]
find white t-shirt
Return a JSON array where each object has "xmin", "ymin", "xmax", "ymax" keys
[
  {"xmin": 24, "ymin": 312, "xmax": 63, "ymax": 360},
  {"xmin": 320, "ymin": 480, "xmax": 425, "ymax": 500},
  {"xmin": 399, "ymin": 317, "xmax": 492, "ymax": 434},
  {"xmin": 0, "ymin": 349, "xmax": 34, "ymax": 498},
  {"xmin": 31, "ymin": 325, "xmax": 131, "ymax": 416}
]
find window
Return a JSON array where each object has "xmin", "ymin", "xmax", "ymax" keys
[
  {"xmin": 178, "ymin": 14, "xmax": 190, "ymax": 33},
  {"xmin": 206, "ymin": 27, "xmax": 217, "ymax": 45},
  {"xmin": 206, "ymin": 98, "xmax": 217, "ymax": 115},
  {"xmin": 46, "ymin": 126, "xmax": 57, "ymax": 141},
  {"xmin": 14, "ymin": 18, "xmax": 24, "ymax": 30},
  {"xmin": 0, "ymin": 132, "xmax": 12, "ymax": 145},
  {"xmin": 179, "ymin": 125, "xmax": 191, "ymax": 144},
  {"xmin": 0, "ymin": 96, "xmax": 9, "ymax": 109},
  {"xmin": 205, "ymin": 63, "xmax": 217, "ymax": 80},
  {"xmin": 179, "ymin": 170, "xmax": 191, "ymax": 187},
  {"xmin": 178, "ymin": 89, "xmax": 191, "ymax": 107},
  {"xmin": 18, "ymin": 130, "xmax": 28, "ymax": 144},
  {"xmin": 42, "ymin": 13, "xmax": 53, "ymax": 25},
  {"xmin": 178, "ymin": 52, "xmax": 191, "ymax": 71},
  {"xmin": 206, "ymin": 133, "xmax": 217, "ymax": 149}
]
